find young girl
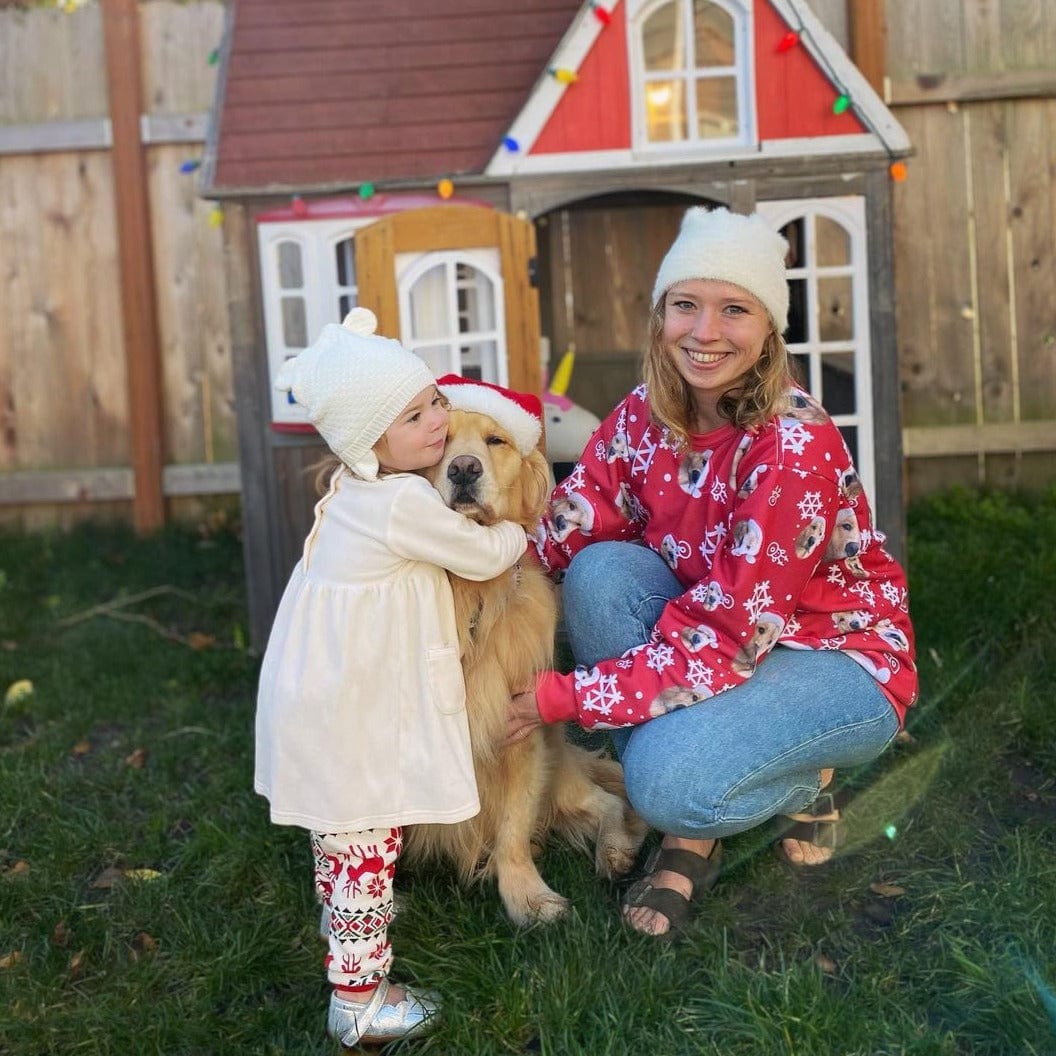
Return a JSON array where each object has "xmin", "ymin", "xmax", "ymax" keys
[{"xmin": 254, "ymin": 308, "xmax": 529, "ymax": 1046}]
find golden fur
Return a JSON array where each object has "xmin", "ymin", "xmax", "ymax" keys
[{"xmin": 405, "ymin": 409, "xmax": 647, "ymax": 924}]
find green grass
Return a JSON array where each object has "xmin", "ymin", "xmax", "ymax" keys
[{"xmin": 1, "ymin": 488, "xmax": 1055, "ymax": 1055}]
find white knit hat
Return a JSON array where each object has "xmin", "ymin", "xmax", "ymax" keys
[
  {"xmin": 651, "ymin": 207, "xmax": 790, "ymax": 333},
  {"xmin": 437, "ymin": 374, "xmax": 543, "ymax": 456},
  {"xmin": 274, "ymin": 307, "xmax": 435, "ymax": 467}
]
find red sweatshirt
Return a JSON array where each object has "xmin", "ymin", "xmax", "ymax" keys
[{"xmin": 533, "ymin": 385, "xmax": 917, "ymax": 730}]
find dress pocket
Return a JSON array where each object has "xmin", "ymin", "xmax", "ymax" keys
[{"xmin": 426, "ymin": 645, "xmax": 467, "ymax": 715}]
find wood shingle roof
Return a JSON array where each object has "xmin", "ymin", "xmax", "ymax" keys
[{"xmin": 208, "ymin": 0, "xmax": 583, "ymax": 194}]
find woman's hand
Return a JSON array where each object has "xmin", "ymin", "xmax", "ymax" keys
[{"xmin": 507, "ymin": 689, "xmax": 544, "ymax": 744}]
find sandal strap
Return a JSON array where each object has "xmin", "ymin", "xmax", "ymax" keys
[
  {"xmin": 780, "ymin": 817, "xmax": 842, "ymax": 849},
  {"xmin": 623, "ymin": 882, "xmax": 695, "ymax": 930},
  {"xmin": 649, "ymin": 846, "xmax": 722, "ymax": 892}
]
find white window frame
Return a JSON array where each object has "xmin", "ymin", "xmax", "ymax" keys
[
  {"xmin": 628, "ymin": 0, "xmax": 756, "ymax": 155},
  {"xmin": 257, "ymin": 218, "xmax": 373, "ymax": 426},
  {"xmin": 395, "ymin": 249, "xmax": 508, "ymax": 386},
  {"xmin": 756, "ymin": 196, "xmax": 875, "ymax": 501}
]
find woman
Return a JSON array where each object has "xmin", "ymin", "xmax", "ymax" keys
[{"xmin": 509, "ymin": 207, "xmax": 917, "ymax": 938}]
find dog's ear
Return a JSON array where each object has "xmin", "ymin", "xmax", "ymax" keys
[{"xmin": 517, "ymin": 449, "xmax": 552, "ymax": 525}]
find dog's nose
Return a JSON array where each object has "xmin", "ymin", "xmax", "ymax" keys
[{"xmin": 447, "ymin": 455, "xmax": 483, "ymax": 489}]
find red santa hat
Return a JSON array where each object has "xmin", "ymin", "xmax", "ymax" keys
[{"xmin": 437, "ymin": 374, "xmax": 543, "ymax": 456}]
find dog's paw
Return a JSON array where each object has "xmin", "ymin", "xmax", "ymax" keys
[
  {"xmin": 596, "ymin": 839, "xmax": 640, "ymax": 879},
  {"xmin": 506, "ymin": 889, "xmax": 570, "ymax": 926}
]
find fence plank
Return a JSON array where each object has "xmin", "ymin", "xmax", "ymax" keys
[{"xmin": 1006, "ymin": 99, "xmax": 1056, "ymax": 422}]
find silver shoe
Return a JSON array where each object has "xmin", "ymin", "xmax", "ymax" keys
[{"xmin": 327, "ymin": 979, "xmax": 440, "ymax": 1046}]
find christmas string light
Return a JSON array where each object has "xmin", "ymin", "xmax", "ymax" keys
[
  {"xmin": 549, "ymin": 66, "xmax": 578, "ymax": 85},
  {"xmin": 358, "ymin": 182, "xmax": 375, "ymax": 201},
  {"xmin": 437, "ymin": 178, "xmax": 454, "ymax": 199},
  {"xmin": 776, "ymin": 0, "xmax": 906, "ymax": 179},
  {"xmin": 502, "ymin": 136, "xmax": 521, "ymax": 152},
  {"xmin": 590, "ymin": 2, "xmax": 612, "ymax": 25},
  {"xmin": 179, "ymin": 159, "xmax": 201, "ymax": 174}
]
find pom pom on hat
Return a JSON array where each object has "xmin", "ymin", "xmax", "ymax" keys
[
  {"xmin": 275, "ymin": 308, "xmax": 435, "ymax": 467},
  {"xmin": 651, "ymin": 207, "xmax": 790, "ymax": 333},
  {"xmin": 437, "ymin": 375, "xmax": 543, "ymax": 456}
]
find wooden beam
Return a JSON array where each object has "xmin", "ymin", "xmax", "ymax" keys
[
  {"xmin": 887, "ymin": 68, "xmax": 1056, "ymax": 107},
  {"xmin": 902, "ymin": 421, "xmax": 1056, "ymax": 458},
  {"xmin": 101, "ymin": 0, "xmax": 165, "ymax": 532},
  {"xmin": 0, "ymin": 463, "xmax": 241, "ymax": 506},
  {"xmin": 847, "ymin": 0, "xmax": 886, "ymax": 95}
]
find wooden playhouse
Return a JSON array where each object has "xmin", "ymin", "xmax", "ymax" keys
[{"xmin": 201, "ymin": 0, "xmax": 911, "ymax": 647}]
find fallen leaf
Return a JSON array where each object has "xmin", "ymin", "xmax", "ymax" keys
[
  {"xmin": 124, "ymin": 747, "xmax": 148, "ymax": 769},
  {"xmin": 3, "ymin": 679, "xmax": 33, "ymax": 708},
  {"xmin": 68, "ymin": 949, "xmax": 85, "ymax": 979},
  {"xmin": 2, "ymin": 859, "xmax": 30, "ymax": 880},
  {"xmin": 870, "ymin": 881, "xmax": 907, "ymax": 898},
  {"xmin": 894, "ymin": 729, "xmax": 915, "ymax": 745},
  {"xmin": 0, "ymin": 951, "xmax": 23, "ymax": 970},
  {"xmin": 71, "ymin": 740, "xmax": 91, "ymax": 757},
  {"xmin": 1, "ymin": 640, "xmax": 17, "ymax": 652},
  {"xmin": 187, "ymin": 631, "xmax": 215, "ymax": 650},
  {"xmin": 132, "ymin": 932, "xmax": 157, "ymax": 955},
  {"xmin": 124, "ymin": 868, "xmax": 163, "ymax": 882},
  {"xmin": 814, "ymin": 953, "xmax": 838, "ymax": 974},
  {"xmin": 52, "ymin": 921, "xmax": 71, "ymax": 947},
  {"xmin": 91, "ymin": 866, "xmax": 127, "ymax": 890}
]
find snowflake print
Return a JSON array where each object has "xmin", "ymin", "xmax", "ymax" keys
[
  {"xmin": 880, "ymin": 581, "xmax": 902, "ymax": 606},
  {"xmin": 826, "ymin": 565, "xmax": 847, "ymax": 588},
  {"xmin": 646, "ymin": 643, "xmax": 675, "ymax": 673},
  {"xmin": 768, "ymin": 486, "xmax": 782, "ymax": 506},
  {"xmin": 658, "ymin": 428, "xmax": 677, "ymax": 451},
  {"xmin": 821, "ymin": 638, "xmax": 845, "ymax": 650},
  {"xmin": 698, "ymin": 522, "xmax": 728, "ymax": 567},
  {"xmin": 631, "ymin": 435, "xmax": 658, "ymax": 477},
  {"xmin": 685, "ymin": 659, "xmax": 714, "ymax": 687},
  {"xmin": 766, "ymin": 541, "xmax": 789, "ymax": 566},
  {"xmin": 632, "ymin": 383, "xmax": 647, "ymax": 400},
  {"xmin": 367, "ymin": 875, "xmax": 387, "ymax": 900},
  {"xmin": 781, "ymin": 420, "xmax": 813, "ymax": 455},
  {"xmin": 743, "ymin": 581, "xmax": 774, "ymax": 622},
  {"xmin": 581, "ymin": 673, "xmax": 624, "ymax": 717},
  {"xmin": 797, "ymin": 491, "xmax": 824, "ymax": 520},
  {"xmin": 689, "ymin": 582, "xmax": 709, "ymax": 605},
  {"xmin": 710, "ymin": 476, "xmax": 728, "ymax": 503},
  {"xmin": 561, "ymin": 464, "xmax": 586, "ymax": 492},
  {"xmin": 784, "ymin": 614, "xmax": 801, "ymax": 637},
  {"xmin": 592, "ymin": 438, "xmax": 607, "ymax": 462},
  {"xmin": 849, "ymin": 581, "xmax": 876, "ymax": 607},
  {"xmin": 384, "ymin": 831, "xmax": 402, "ymax": 855}
]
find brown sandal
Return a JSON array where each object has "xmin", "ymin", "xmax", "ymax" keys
[
  {"xmin": 621, "ymin": 841, "xmax": 722, "ymax": 939},
  {"xmin": 774, "ymin": 790, "xmax": 848, "ymax": 865}
]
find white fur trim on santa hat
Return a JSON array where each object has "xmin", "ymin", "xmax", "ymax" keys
[
  {"xmin": 437, "ymin": 375, "xmax": 542, "ymax": 456},
  {"xmin": 652, "ymin": 207, "xmax": 790, "ymax": 333}
]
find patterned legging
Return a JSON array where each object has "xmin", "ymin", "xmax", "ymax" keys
[{"xmin": 311, "ymin": 827, "xmax": 401, "ymax": 989}]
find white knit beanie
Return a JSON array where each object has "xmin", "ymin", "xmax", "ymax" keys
[
  {"xmin": 274, "ymin": 307, "xmax": 435, "ymax": 467},
  {"xmin": 651, "ymin": 207, "xmax": 790, "ymax": 333}
]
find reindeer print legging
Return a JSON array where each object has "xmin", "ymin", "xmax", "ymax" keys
[{"xmin": 311, "ymin": 828, "xmax": 401, "ymax": 990}]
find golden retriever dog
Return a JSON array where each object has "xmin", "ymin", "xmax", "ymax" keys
[{"xmin": 405, "ymin": 408, "xmax": 647, "ymax": 925}]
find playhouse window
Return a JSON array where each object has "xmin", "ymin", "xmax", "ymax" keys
[
  {"xmin": 398, "ymin": 252, "xmax": 507, "ymax": 386},
  {"xmin": 258, "ymin": 220, "xmax": 368, "ymax": 426},
  {"xmin": 758, "ymin": 198, "xmax": 875, "ymax": 500},
  {"xmin": 635, "ymin": 0, "xmax": 750, "ymax": 147}
]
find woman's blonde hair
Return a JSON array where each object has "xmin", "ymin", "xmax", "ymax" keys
[{"xmin": 641, "ymin": 296, "xmax": 794, "ymax": 449}]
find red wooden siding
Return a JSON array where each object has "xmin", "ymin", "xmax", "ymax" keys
[
  {"xmin": 531, "ymin": 1, "xmax": 631, "ymax": 154},
  {"xmin": 753, "ymin": 0, "xmax": 865, "ymax": 139}
]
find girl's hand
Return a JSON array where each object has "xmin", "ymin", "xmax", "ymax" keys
[{"xmin": 507, "ymin": 689, "xmax": 543, "ymax": 744}]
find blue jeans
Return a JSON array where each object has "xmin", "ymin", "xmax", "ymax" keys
[{"xmin": 561, "ymin": 542, "xmax": 899, "ymax": 840}]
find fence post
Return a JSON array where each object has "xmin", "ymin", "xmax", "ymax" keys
[{"xmin": 102, "ymin": 0, "xmax": 165, "ymax": 531}]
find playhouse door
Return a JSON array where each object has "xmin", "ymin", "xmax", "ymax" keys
[{"xmin": 353, "ymin": 206, "xmax": 541, "ymax": 395}]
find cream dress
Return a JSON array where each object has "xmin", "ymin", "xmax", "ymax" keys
[{"xmin": 254, "ymin": 465, "xmax": 527, "ymax": 832}]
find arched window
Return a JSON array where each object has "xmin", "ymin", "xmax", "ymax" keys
[
  {"xmin": 398, "ymin": 250, "xmax": 507, "ymax": 385},
  {"xmin": 758, "ymin": 198, "xmax": 875, "ymax": 500},
  {"xmin": 632, "ymin": 0, "xmax": 752, "ymax": 149}
]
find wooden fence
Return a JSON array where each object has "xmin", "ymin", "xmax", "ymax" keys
[{"xmin": 0, "ymin": 0, "xmax": 1053, "ymax": 529}]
